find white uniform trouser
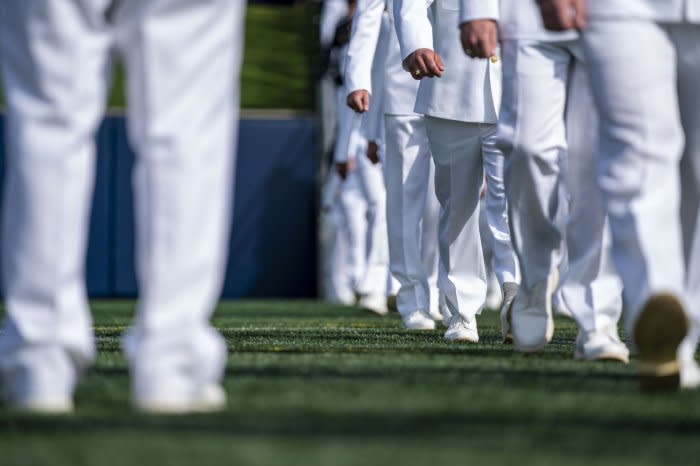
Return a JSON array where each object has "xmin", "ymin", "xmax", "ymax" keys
[
  {"xmin": 582, "ymin": 21, "xmax": 699, "ymax": 336},
  {"xmin": 354, "ymin": 144, "xmax": 391, "ymax": 297},
  {"xmin": 499, "ymin": 39, "xmax": 623, "ymax": 334},
  {"xmin": 420, "ymin": 147, "xmax": 441, "ymax": 315},
  {"xmin": 482, "ymin": 132, "xmax": 520, "ymax": 288},
  {"xmin": 320, "ymin": 203, "xmax": 354, "ymax": 304},
  {"xmin": 479, "ymin": 199, "xmax": 501, "ymax": 307},
  {"xmin": 338, "ymin": 169, "xmax": 369, "ymax": 293},
  {"xmin": 0, "ymin": 0, "xmax": 241, "ymax": 402},
  {"xmin": 320, "ymin": 172, "xmax": 355, "ymax": 305},
  {"xmin": 426, "ymin": 117, "xmax": 509, "ymax": 319},
  {"xmin": 384, "ymin": 114, "xmax": 440, "ymax": 316}
]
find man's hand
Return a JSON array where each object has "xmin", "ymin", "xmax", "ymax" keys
[
  {"xmin": 367, "ymin": 141, "xmax": 380, "ymax": 164},
  {"xmin": 537, "ymin": 0, "xmax": 587, "ymax": 31},
  {"xmin": 402, "ymin": 48, "xmax": 445, "ymax": 80},
  {"xmin": 347, "ymin": 90, "xmax": 370, "ymax": 113},
  {"xmin": 460, "ymin": 20, "xmax": 498, "ymax": 59}
]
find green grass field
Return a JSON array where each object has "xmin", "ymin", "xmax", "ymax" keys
[{"xmin": 1, "ymin": 300, "xmax": 699, "ymax": 466}]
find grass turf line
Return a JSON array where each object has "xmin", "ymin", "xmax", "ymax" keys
[{"xmin": 0, "ymin": 300, "xmax": 699, "ymax": 466}]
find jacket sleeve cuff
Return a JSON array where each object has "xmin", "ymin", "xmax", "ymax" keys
[
  {"xmin": 393, "ymin": 0, "xmax": 434, "ymax": 61},
  {"xmin": 345, "ymin": 75, "xmax": 372, "ymax": 95},
  {"xmin": 400, "ymin": 29, "xmax": 434, "ymax": 61},
  {"xmin": 459, "ymin": 0, "xmax": 499, "ymax": 25}
]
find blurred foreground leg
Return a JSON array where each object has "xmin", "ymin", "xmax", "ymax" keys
[
  {"xmin": 583, "ymin": 20, "xmax": 687, "ymax": 389},
  {"xmin": 117, "ymin": 0, "xmax": 245, "ymax": 412},
  {"xmin": 0, "ymin": 0, "xmax": 113, "ymax": 412}
]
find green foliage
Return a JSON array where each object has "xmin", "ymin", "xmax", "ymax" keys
[
  {"xmin": 2, "ymin": 5, "xmax": 320, "ymax": 110},
  {"xmin": 0, "ymin": 300, "xmax": 699, "ymax": 466},
  {"xmin": 241, "ymin": 5, "xmax": 320, "ymax": 109}
]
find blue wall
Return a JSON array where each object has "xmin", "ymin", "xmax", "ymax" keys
[{"xmin": 0, "ymin": 115, "xmax": 318, "ymax": 298}]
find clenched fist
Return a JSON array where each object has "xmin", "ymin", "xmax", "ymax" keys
[
  {"xmin": 460, "ymin": 19, "xmax": 498, "ymax": 59},
  {"xmin": 402, "ymin": 48, "xmax": 445, "ymax": 80},
  {"xmin": 347, "ymin": 89, "xmax": 370, "ymax": 113},
  {"xmin": 536, "ymin": 0, "xmax": 587, "ymax": 31}
]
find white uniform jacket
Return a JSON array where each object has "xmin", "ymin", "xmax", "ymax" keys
[
  {"xmin": 586, "ymin": 0, "xmax": 700, "ymax": 22},
  {"xmin": 360, "ymin": 12, "xmax": 390, "ymax": 142},
  {"xmin": 335, "ymin": 43, "xmax": 363, "ymax": 163},
  {"xmin": 321, "ymin": 0, "xmax": 351, "ymax": 49},
  {"xmin": 344, "ymin": 0, "xmax": 420, "ymax": 116},
  {"xmin": 459, "ymin": 0, "xmax": 577, "ymax": 41},
  {"xmin": 395, "ymin": 0, "xmax": 500, "ymax": 123}
]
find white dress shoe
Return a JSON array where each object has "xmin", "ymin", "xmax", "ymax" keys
[
  {"xmin": 358, "ymin": 293, "xmax": 388, "ymax": 316},
  {"xmin": 511, "ymin": 270, "xmax": 559, "ymax": 353},
  {"xmin": 134, "ymin": 383, "xmax": 227, "ymax": 415},
  {"xmin": 444, "ymin": 316, "xmax": 479, "ymax": 343},
  {"xmin": 402, "ymin": 309, "xmax": 436, "ymax": 330},
  {"xmin": 574, "ymin": 327, "xmax": 629, "ymax": 363}
]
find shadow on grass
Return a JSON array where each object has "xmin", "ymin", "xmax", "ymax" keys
[
  {"xmin": 95, "ymin": 327, "xmax": 580, "ymax": 358},
  {"xmin": 1, "ymin": 410, "xmax": 699, "ymax": 439},
  {"xmin": 84, "ymin": 363, "xmax": 633, "ymax": 392}
]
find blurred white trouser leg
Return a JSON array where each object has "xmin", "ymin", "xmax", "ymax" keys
[
  {"xmin": 426, "ymin": 117, "xmax": 489, "ymax": 320},
  {"xmin": 0, "ymin": 0, "xmax": 113, "ymax": 403},
  {"xmin": 675, "ymin": 24, "xmax": 700, "ymax": 330},
  {"xmin": 116, "ymin": 0, "xmax": 242, "ymax": 402},
  {"xmin": 338, "ymin": 170, "xmax": 368, "ymax": 293},
  {"xmin": 583, "ymin": 20, "xmax": 687, "ymax": 336},
  {"xmin": 500, "ymin": 39, "xmax": 623, "ymax": 340},
  {"xmin": 479, "ymin": 200, "xmax": 502, "ymax": 309},
  {"xmin": 421, "ymin": 151, "xmax": 442, "ymax": 318},
  {"xmin": 320, "ymin": 173, "xmax": 355, "ymax": 305},
  {"xmin": 384, "ymin": 114, "xmax": 436, "ymax": 316},
  {"xmin": 672, "ymin": 24, "xmax": 700, "ymax": 379},
  {"xmin": 482, "ymin": 131, "xmax": 519, "ymax": 287},
  {"xmin": 499, "ymin": 39, "xmax": 571, "ymax": 295},
  {"xmin": 558, "ymin": 49, "xmax": 623, "ymax": 336},
  {"xmin": 354, "ymin": 144, "xmax": 390, "ymax": 298}
]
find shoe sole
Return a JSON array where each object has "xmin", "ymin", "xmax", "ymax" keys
[
  {"xmin": 135, "ymin": 400, "xmax": 225, "ymax": 415},
  {"xmin": 402, "ymin": 324, "xmax": 436, "ymax": 330},
  {"xmin": 8, "ymin": 400, "xmax": 74, "ymax": 414},
  {"xmin": 134, "ymin": 385, "xmax": 227, "ymax": 414},
  {"xmin": 634, "ymin": 293, "xmax": 688, "ymax": 391},
  {"xmin": 574, "ymin": 349, "xmax": 630, "ymax": 364},
  {"xmin": 402, "ymin": 310, "xmax": 436, "ymax": 330},
  {"xmin": 361, "ymin": 306, "xmax": 388, "ymax": 316},
  {"xmin": 444, "ymin": 335, "xmax": 479, "ymax": 343}
]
